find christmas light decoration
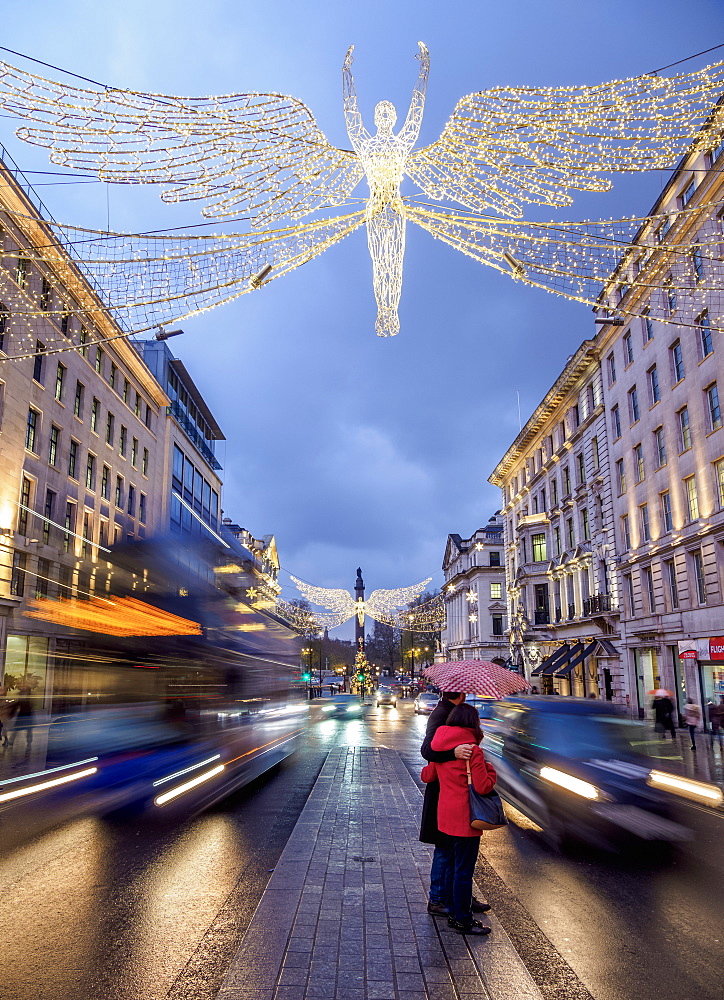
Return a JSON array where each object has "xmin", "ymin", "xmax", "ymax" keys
[
  {"xmin": 0, "ymin": 46, "xmax": 720, "ymax": 346},
  {"xmin": 289, "ymin": 574, "xmax": 432, "ymax": 628}
]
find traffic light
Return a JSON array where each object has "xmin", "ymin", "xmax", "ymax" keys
[
  {"xmin": 357, "ymin": 673, "xmax": 365, "ymax": 682},
  {"xmin": 302, "ymin": 672, "xmax": 311, "ymax": 682}
]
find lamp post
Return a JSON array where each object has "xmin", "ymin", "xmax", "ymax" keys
[{"xmin": 302, "ymin": 646, "xmax": 314, "ymax": 697}]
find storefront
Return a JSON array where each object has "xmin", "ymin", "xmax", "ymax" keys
[{"xmin": 677, "ymin": 637, "xmax": 724, "ymax": 729}]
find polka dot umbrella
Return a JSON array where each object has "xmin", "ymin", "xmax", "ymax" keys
[{"xmin": 422, "ymin": 660, "xmax": 531, "ymax": 698}]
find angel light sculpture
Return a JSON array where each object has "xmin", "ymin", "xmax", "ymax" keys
[
  {"xmin": 288, "ymin": 573, "xmax": 433, "ymax": 630},
  {"xmin": 0, "ymin": 44, "xmax": 723, "ymax": 349}
]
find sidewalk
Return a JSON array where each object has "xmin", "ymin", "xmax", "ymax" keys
[{"xmin": 216, "ymin": 746, "xmax": 542, "ymax": 1000}]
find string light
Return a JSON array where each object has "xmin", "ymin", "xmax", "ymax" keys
[
  {"xmin": 0, "ymin": 46, "xmax": 720, "ymax": 343},
  {"xmin": 289, "ymin": 574, "xmax": 432, "ymax": 628}
]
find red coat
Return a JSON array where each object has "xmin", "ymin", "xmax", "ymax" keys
[{"xmin": 421, "ymin": 726, "xmax": 497, "ymax": 837}]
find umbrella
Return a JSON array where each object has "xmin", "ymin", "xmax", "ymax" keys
[
  {"xmin": 649, "ymin": 688, "xmax": 673, "ymax": 697},
  {"xmin": 422, "ymin": 660, "xmax": 531, "ymax": 699}
]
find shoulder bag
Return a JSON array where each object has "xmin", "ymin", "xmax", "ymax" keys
[{"xmin": 466, "ymin": 759, "xmax": 508, "ymax": 831}]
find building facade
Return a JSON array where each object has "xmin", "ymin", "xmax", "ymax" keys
[{"xmin": 441, "ymin": 515, "xmax": 508, "ymax": 663}]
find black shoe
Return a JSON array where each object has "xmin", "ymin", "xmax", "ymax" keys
[
  {"xmin": 447, "ymin": 917, "xmax": 491, "ymax": 936},
  {"xmin": 471, "ymin": 897, "xmax": 492, "ymax": 913},
  {"xmin": 427, "ymin": 901, "xmax": 449, "ymax": 916}
]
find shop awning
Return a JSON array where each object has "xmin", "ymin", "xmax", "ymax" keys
[
  {"xmin": 556, "ymin": 640, "xmax": 597, "ymax": 677},
  {"xmin": 592, "ymin": 638, "xmax": 619, "ymax": 657},
  {"xmin": 532, "ymin": 644, "xmax": 570, "ymax": 676}
]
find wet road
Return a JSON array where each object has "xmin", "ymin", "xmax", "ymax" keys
[{"xmin": 0, "ymin": 701, "xmax": 722, "ymax": 1000}]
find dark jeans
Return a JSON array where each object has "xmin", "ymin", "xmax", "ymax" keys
[
  {"xmin": 688, "ymin": 724, "xmax": 697, "ymax": 748},
  {"xmin": 432, "ymin": 834, "xmax": 480, "ymax": 924}
]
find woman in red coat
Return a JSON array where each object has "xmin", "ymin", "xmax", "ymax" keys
[{"xmin": 421, "ymin": 703, "xmax": 497, "ymax": 935}]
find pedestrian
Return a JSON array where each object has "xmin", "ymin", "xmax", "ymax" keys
[
  {"xmin": 8, "ymin": 687, "xmax": 34, "ymax": 752},
  {"xmin": 419, "ymin": 692, "xmax": 493, "ymax": 924},
  {"xmin": 421, "ymin": 703, "xmax": 497, "ymax": 936},
  {"xmin": 683, "ymin": 697, "xmax": 701, "ymax": 751},
  {"xmin": 0, "ymin": 687, "xmax": 11, "ymax": 747},
  {"xmin": 709, "ymin": 696, "xmax": 724, "ymax": 748},
  {"xmin": 652, "ymin": 693, "xmax": 676, "ymax": 740}
]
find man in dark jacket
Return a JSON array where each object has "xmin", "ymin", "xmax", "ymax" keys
[{"xmin": 420, "ymin": 692, "xmax": 491, "ymax": 916}]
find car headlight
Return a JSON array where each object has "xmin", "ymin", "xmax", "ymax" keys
[
  {"xmin": 321, "ymin": 705, "xmax": 335, "ymax": 712},
  {"xmin": 539, "ymin": 765, "xmax": 602, "ymax": 801},
  {"xmin": 647, "ymin": 769, "xmax": 724, "ymax": 806},
  {"xmin": 346, "ymin": 705, "xmax": 361, "ymax": 713}
]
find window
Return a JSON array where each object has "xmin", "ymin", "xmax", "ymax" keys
[
  {"xmin": 119, "ymin": 425, "xmax": 127, "ymax": 457},
  {"xmin": 74, "ymin": 380, "xmax": 84, "ymax": 418},
  {"xmin": 15, "ymin": 255, "xmax": 29, "ymax": 289},
  {"xmin": 582, "ymin": 507, "xmax": 590, "ymax": 540},
  {"xmin": 532, "ymin": 533, "xmax": 547, "ymax": 561},
  {"xmin": 134, "ymin": 392, "xmax": 142, "ymax": 418},
  {"xmin": 577, "ymin": 452, "xmax": 585, "ymax": 484},
  {"xmin": 115, "ymin": 476, "xmax": 123, "ymax": 508},
  {"xmin": 78, "ymin": 324, "xmax": 86, "ymax": 352},
  {"xmin": 591, "ymin": 436, "xmax": 600, "ymax": 470},
  {"xmin": 82, "ymin": 511, "xmax": 92, "ymax": 557},
  {"xmin": 616, "ymin": 459, "xmax": 626, "ymax": 494},
  {"xmin": 489, "ymin": 551, "xmax": 501, "ymax": 567},
  {"xmin": 563, "ymin": 466, "xmax": 570, "ymax": 496},
  {"xmin": 716, "ymin": 459, "xmax": 724, "ymax": 508},
  {"xmin": 86, "ymin": 453, "xmax": 96, "ymax": 491},
  {"xmin": 11, "ymin": 552, "xmax": 26, "ymax": 597},
  {"xmin": 90, "ymin": 397, "xmax": 100, "ymax": 433},
  {"xmin": 640, "ymin": 503, "xmax": 650, "ymax": 543},
  {"xmin": 18, "ymin": 476, "xmax": 32, "ymax": 535},
  {"xmin": 139, "ymin": 493, "xmax": 147, "ymax": 525},
  {"xmin": 698, "ymin": 311, "xmax": 713, "ymax": 358},
  {"xmin": 54, "ymin": 362, "xmax": 65, "ymax": 401},
  {"xmin": 68, "ymin": 439, "xmax": 78, "ymax": 479},
  {"xmin": 94, "ymin": 347, "xmax": 103, "ymax": 375},
  {"xmin": 692, "ymin": 550, "xmax": 707, "ymax": 605},
  {"xmin": 40, "ymin": 277, "xmax": 51, "ymax": 311},
  {"xmin": 109, "ymin": 362, "xmax": 117, "ymax": 390},
  {"xmin": 106, "ymin": 412, "xmax": 114, "ymax": 445},
  {"xmin": 671, "ymin": 340, "xmax": 685, "ymax": 382},
  {"xmin": 643, "ymin": 307, "xmax": 654, "ymax": 343},
  {"xmin": 33, "ymin": 342, "xmax": 45, "ymax": 383},
  {"xmin": 551, "ymin": 477, "xmax": 558, "ymax": 506},
  {"xmin": 63, "ymin": 312, "xmax": 74, "ymax": 340},
  {"xmin": 623, "ymin": 332, "xmax": 634, "ymax": 365},
  {"xmin": 25, "ymin": 408, "xmax": 39, "ymax": 452},
  {"xmin": 566, "ymin": 517, "xmax": 575, "ymax": 549},
  {"xmin": 42, "ymin": 489, "xmax": 55, "ymax": 545},
  {"xmin": 629, "ymin": 385, "xmax": 640, "ymax": 423},
  {"xmin": 679, "ymin": 407, "xmax": 692, "ymax": 451},
  {"xmin": 128, "ymin": 484, "xmax": 136, "ymax": 517},
  {"xmin": 666, "ymin": 560, "xmax": 679, "ymax": 610},
  {"xmin": 63, "ymin": 501, "xmax": 75, "ymax": 554},
  {"xmin": 554, "ymin": 526, "xmax": 561, "ymax": 556},
  {"xmin": 643, "ymin": 567, "xmax": 656, "ymax": 613},
  {"xmin": 607, "ymin": 352, "xmax": 616, "ymax": 385},
  {"xmin": 48, "ymin": 425, "xmax": 60, "ymax": 467},
  {"xmin": 624, "ymin": 574, "xmax": 635, "ymax": 617},
  {"xmin": 634, "ymin": 443, "xmax": 645, "ymax": 482},
  {"xmin": 680, "ymin": 178, "xmax": 696, "ymax": 207},
  {"xmin": 490, "ymin": 582, "xmax": 502, "ymax": 599},
  {"xmin": 35, "ymin": 557, "xmax": 50, "ymax": 599},
  {"xmin": 660, "ymin": 490, "xmax": 673, "ymax": 532},
  {"xmin": 706, "ymin": 383, "xmax": 721, "ymax": 431},
  {"xmin": 101, "ymin": 465, "xmax": 110, "ymax": 501},
  {"xmin": 131, "ymin": 437, "xmax": 138, "ymax": 467},
  {"xmin": 648, "ymin": 365, "xmax": 660, "ymax": 405},
  {"xmin": 123, "ymin": 379, "xmax": 130, "ymax": 404},
  {"xmin": 665, "ymin": 275, "xmax": 677, "ymax": 315},
  {"xmin": 612, "ymin": 404, "xmax": 621, "ymax": 439},
  {"xmin": 692, "ymin": 245, "xmax": 703, "ymax": 283},
  {"xmin": 0, "ymin": 302, "xmax": 8, "ymax": 352},
  {"xmin": 621, "ymin": 514, "xmax": 630, "ymax": 550},
  {"xmin": 685, "ymin": 476, "xmax": 699, "ymax": 521},
  {"xmin": 142, "ymin": 447, "xmax": 149, "ymax": 477},
  {"xmin": 492, "ymin": 615, "xmax": 504, "ymax": 637},
  {"xmin": 654, "ymin": 426, "xmax": 667, "ymax": 467}
]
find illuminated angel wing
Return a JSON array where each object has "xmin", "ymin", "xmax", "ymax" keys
[
  {"xmin": 365, "ymin": 578, "xmax": 432, "ymax": 618},
  {"xmin": 406, "ymin": 202, "xmax": 724, "ymax": 332},
  {"xmin": 406, "ymin": 60, "xmax": 724, "ymax": 218},
  {"xmin": 289, "ymin": 575, "xmax": 356, "ymax": 616},
  {"xmin": 0, "ymin": 59, "xmax": 363, "ymax": 226}
]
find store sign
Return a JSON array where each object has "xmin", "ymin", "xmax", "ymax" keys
[
  {"xmin": 709, "ymin": 637, "xmax": 724, "ymax": 660},
  {"xmin": 680, "ymin": 649, "xmax": 698, "ymax": 660}
]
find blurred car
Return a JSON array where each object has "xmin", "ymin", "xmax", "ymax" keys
[
  {"xmin": 483, "ymin": 697, "xmax": 701, "ymax": 851},
  {"xmin": 465, "ymin": 695, "xmax": 499, "ymax": 720},
  {"xmin": 413, "ymin": 692, "xmax": 439, "ymax": 715},
  {"xmin": 319, "ymin": 694, "xmax": 366, "ymax": 718},
  {"xmin": 375, "ymin": 688, "xmax": 397, "ymax": 708}
]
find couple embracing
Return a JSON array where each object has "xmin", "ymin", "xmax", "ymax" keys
[{"xmin": 419, "ymin": 692, "xmax": 498, "ymax": 936}]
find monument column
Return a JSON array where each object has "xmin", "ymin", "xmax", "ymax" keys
[{"xmin": 354, "ymin": 567, "xmax": 365, "ymax": 652}]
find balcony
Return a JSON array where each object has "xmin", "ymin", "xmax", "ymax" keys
[
  {"xmin": 567, "ymin": 603, "xmax": 576, "ymax": 620},
  {"xmin": 168, "ymin": 400, "xmax": 222, "ymax": 470},
  {"xmin": 583, "ymin": 594, "xmax": 615, "ymax": 616},
  {"xmin": 517, "ymin": 513, "xmax": 549, "ymax": 529},
  {"xmin": 533, "ymin": 609, "xmax": 550, "ymax": 626}
]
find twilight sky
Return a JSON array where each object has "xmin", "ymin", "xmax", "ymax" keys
[{"xmin": 2, "ymin": 0, "xmax": 723, "ymax": 632}]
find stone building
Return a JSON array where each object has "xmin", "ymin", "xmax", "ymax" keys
[
  {"xmin": 441, "ymin": 514, "xmax": 508, "ymax": 663},
  {"xmin": 0, "ymin": 151, "xmax": 169, "ymax": 710},
  {"xmin": 489, "ymin": 348, "xmax": 623, "ymax": 701}
]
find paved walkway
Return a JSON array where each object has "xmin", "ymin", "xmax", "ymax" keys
[{"xmin": 216, "ymin": 747, "xmax": 542, "ymax": 1000}]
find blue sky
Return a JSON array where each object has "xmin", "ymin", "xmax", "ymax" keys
[{"xmin": 2, "ymin": 0, "xmax": 723, "ymax": 631}]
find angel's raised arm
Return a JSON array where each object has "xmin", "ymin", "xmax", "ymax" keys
[
  {"xmin": 343, "ymin": 45, "xmax": 371, "ymax": 150},
  {"xmin": 398, "ymin": 42, "xmax": 430, "ymax": 148}
]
